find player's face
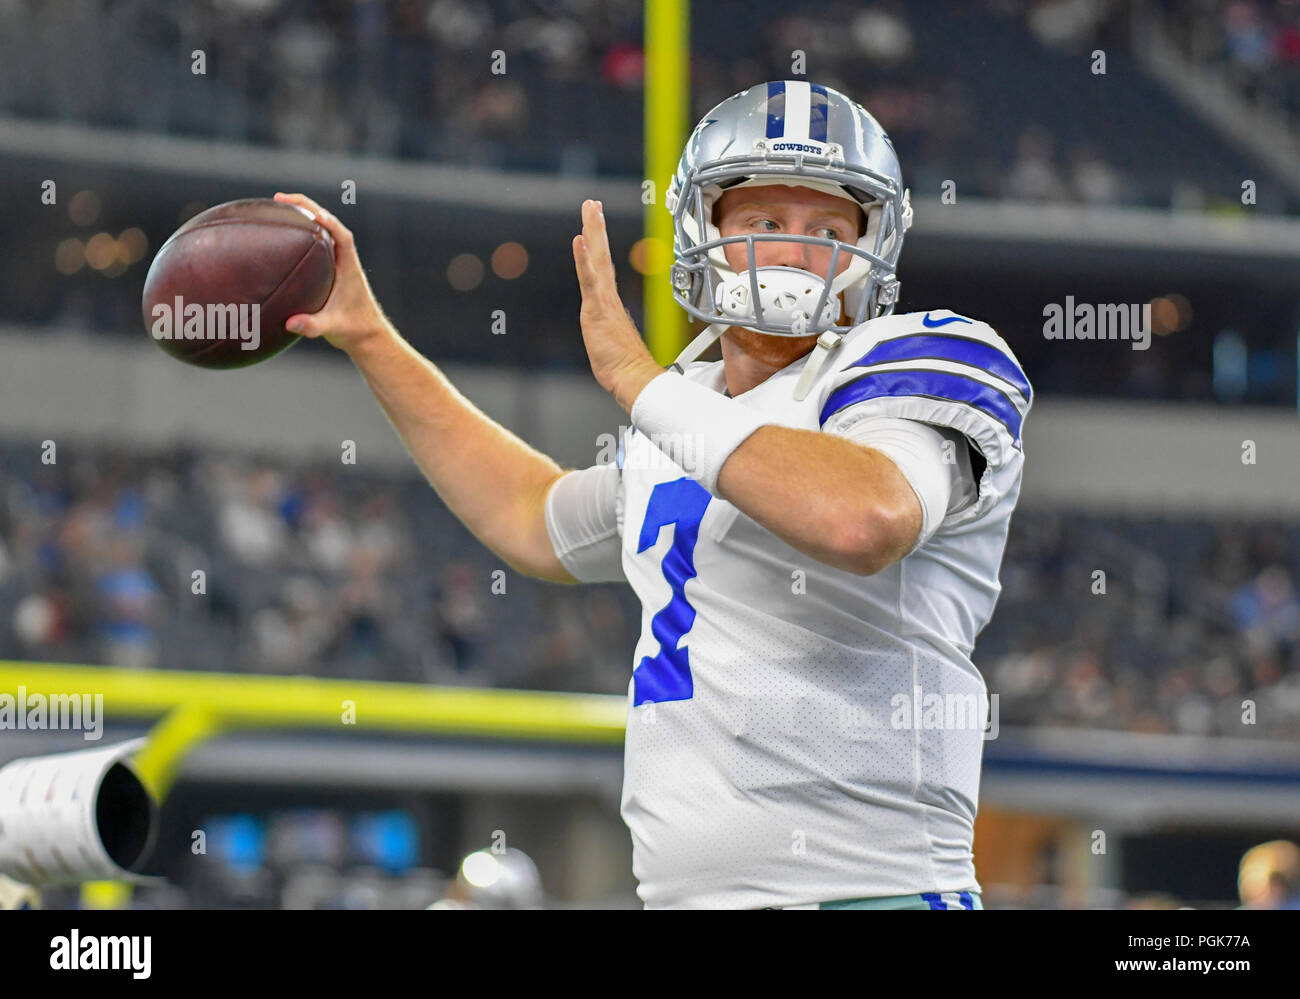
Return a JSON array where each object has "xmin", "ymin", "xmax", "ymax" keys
[
  {"xmin": 713, "ymin": 184, "xmax": 864, "ymax": 291},
  {"xmin": 713, "ymin": 185, "xmax": 864, "ymax": 370}
]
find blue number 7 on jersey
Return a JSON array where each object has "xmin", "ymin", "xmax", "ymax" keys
[{"xmin": 633, "ymin": 477, "xmax": 711, "ymax": 706}]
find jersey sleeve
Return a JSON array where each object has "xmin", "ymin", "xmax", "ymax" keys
[
  {"xmin": 818, "ymin": 314, "xmax": 1031, "ymax": 528},
  {"xmin": 830, "ymin": 416, "xmax": 978, "ymax": 552},
  {"xmin": 544, "ymin": 462, "xmax": 626, "ymax": 583}
]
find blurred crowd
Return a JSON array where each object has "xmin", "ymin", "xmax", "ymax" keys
[
  {"xmin": 1157, "ymin": 0, "xmax": 1300, "ymax": 116},
  {"xmin": 0, "ymin": 441, "xmax": 638, "ymax": 694},
  {"xmin": 0, "ymin": 0, "xmax": 1291, "ymax": 212},
  {"xmin": 982, "ymin": 508, "xmax": 1300, "ymax": 739},
  {"xmin": 2, "ymin": 438, "xmax": 1299, "ymax": 740}
]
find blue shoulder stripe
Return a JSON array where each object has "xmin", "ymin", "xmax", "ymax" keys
[
  {"xmin": 808, "ymin": 83, "xmax": 829, "ymax": 142},
  {"xmin": 820, "ymin": 368, "xmax": 1024, "ymax": 445},
  {"xmin": 850, "ymin": 334, "xmax": 1032, "ymax": 401}
]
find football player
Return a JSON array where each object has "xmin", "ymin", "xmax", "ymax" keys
[{"xmin": 275, "ymin": 79, "xmax": 1030, "ymax": 910}]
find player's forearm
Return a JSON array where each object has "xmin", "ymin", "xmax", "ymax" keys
[
  {"xmin": 344, "ymin": 324, "xmax": 571, "ymax": 579},
  {"xmin": 716, "ymin": 425, "xmax": 920, "ymax": 575}
]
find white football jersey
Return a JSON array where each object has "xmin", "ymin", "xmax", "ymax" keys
[{"xmin": 550, "ymin": 309, "xmax": 1031, "ymax": 908}]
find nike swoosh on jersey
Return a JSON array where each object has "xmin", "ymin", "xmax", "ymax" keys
[{"xmin": 921, "ymin": 312, "xmax": 974, "ymax": 328}]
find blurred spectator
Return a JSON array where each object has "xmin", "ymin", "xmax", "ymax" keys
[
  {"xmin": 1067, "ymin": 143, "xmax": 1125, "ymax": 203},
  {"xmin": 218, "ymin": 467, "xmax": 289, "ymax": 568},
  {"xmin": 1224, "ymin": 0, "xmax": 1272, "ymax": 99},
  {"xmin": 1026, "ymin": 0, "xmax": 1112, "ymax": 51},
  {"xmin": 600, "ymin": 42, "xmax": 644, "ymax": 90},
  {"xmin": 850, "ymin": 2, "xmax": 915, "ymax": 66},
  {"xmin": 433, "ymin": 560, "xmax": 490, "ymax": 673},
  {"xmin": 93, "ymin": 539, "xmax": 161, "ymax": 668},
  {"xmin": 249, "ymin": 576, "xmax": 331, "ymax": 673},
  {"xmin": 1230, "ymin": 564, "xmax": 1300, "ymax": 647},
  {"xmin": 1002, "ymin": 127, "xmax": 1072, "ymax": 202},
  {"xmin": 1238, "ymin": 839, "xmax": 1300, "ymax": 908}
]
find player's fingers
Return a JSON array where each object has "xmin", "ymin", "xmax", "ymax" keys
[
  {"xmin": 284, "ymin": 313, "xmax": 321, "ymax": 337},
  {"xmin": 576, "ymin": 202, "xmax": 619, "ymax": 311},
  {"xmin": 573, "ymin": 234, "xmax": 593, "ymax": 290},
  {"xmin": 580, "ymin": 200, "xmax": 612, "ymax": 272},
  {"xmin": 274, "ymin": 191, "xmax": 326, "ymax": 218},
  {"xmin": 573, "ymin": 235, "xmax": 614, "ymax": 318},
  {"xmin": 274, "ymin": 193, "xmax": 355, "ymax": 251}
]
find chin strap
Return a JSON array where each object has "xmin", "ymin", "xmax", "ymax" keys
[
  {"xmin": 669, "ymin": 323, "xmax": 728, "ymax": 373},
  {"xmin": 792, "ymin": 330, "xmax": 845, "ymax": 401},
  {"xmin": 670, "ymin": 323, "xmax": 846, "ymax": 404}
]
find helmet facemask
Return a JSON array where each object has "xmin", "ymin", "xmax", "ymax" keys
[
  {"xmin": 664, "ymin": 83, "xmax": 913, "ymax": 398},
  {"xmin": 668, "ymin": 147, "xmax": 911, "ymax": 341}
]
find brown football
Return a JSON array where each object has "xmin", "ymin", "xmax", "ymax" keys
[{"xmin": 141, "ymin": 198, "xmax": 335, "ymax": 369}]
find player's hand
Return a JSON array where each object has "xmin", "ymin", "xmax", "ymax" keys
[
  {"xmin": 273, "ymin": 192, "xmax": 391, "ymax": 354},
  {"xmin": 572, "ymin": 199, "xmax": 664, "ymax": 413}
]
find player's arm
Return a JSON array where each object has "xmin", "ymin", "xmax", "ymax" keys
[
  {"xmin": 716, "ymin": 424, "xmax": 935, "ymax": 575},
  {"xmin": 272, "ymin": 192, "xmax": 576, "ymax": 584},
  {"xmin": 716, "ymin": 426, "xmax": 921, "ymax": 574}
]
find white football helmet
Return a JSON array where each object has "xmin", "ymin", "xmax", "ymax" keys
[
  {"xmin": 427, "ymin": 847, "xmax": 543, "ymax": 910},
  {"xmin": 665, "ymin": 80, "xmax": 913, "ymax": 398}
]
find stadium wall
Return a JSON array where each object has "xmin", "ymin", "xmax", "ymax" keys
[{"xmin": 4, "ymin": 326, "xmax": 1299, "ymax": 514}]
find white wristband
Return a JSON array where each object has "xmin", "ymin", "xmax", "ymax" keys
[{"xmin": 629, "ymin": 371, "xmax": 774, "ymax": 494}]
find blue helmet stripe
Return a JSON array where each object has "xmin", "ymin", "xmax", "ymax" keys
[
  {"xmin": 959, "ymin": 891, "xmax": 974, "ymax": 910},
  {"xmin": 850, "ymin": 334, "xmax": 1032, "ymax": 401},
  {"xmin": 820, "ymin": 368, "xmax": 1025, "ymax": 444},
  {"xmin": 921, "ymin": 892, "xmax": 947, "ymax": 910},
  {"xmin": 765, "ymin": 80, "xmax": 786, "ymax": 138},
  {"xmin": 809, "ymin": 83, "xmax": 829, "ymax": 142}
]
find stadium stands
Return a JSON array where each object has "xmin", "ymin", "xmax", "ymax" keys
[{"xmin": 2, "ymin": 439, "xmax": 1297, "ymax": 739}]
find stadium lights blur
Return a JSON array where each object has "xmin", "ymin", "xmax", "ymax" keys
[
  {"xmin": 447, "ymin": 253, "xmax": 484, "ymax": 291},
  {"xmin": 491, "ymin": 242, "xmax": 527, "ymax": 279},
  {"xmin": 460, "ymin": 850, "xmax": 503, "ymax": 889},
  {"xmin": 84, "ymin": 232, "xmax": 117, "ymax": 271},
  {"xmin": 1147, "ymin": 292, "xmax": 1192, "ymax": 336},
  {"xmin": 629, "ymin": 236, "xmax": 670, "ymax": 276},
  {"xmin": 68, "ymin": 189, "xmax": 101, "ymax": 226},
  {"xmin": 118, "ymin": 227, "xmax": 148, "ymax": 265},
  {"xmin": 54, "ymin": 237, "xmax": 84, "ymax": 275}
]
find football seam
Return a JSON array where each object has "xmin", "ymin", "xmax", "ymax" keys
[
  {"xmin": 156, "ymin": 216, "xmax": 321, "ymax": 256},
  {"xmin": 168, "ymin": 234, "xmax": 329, "ymax": 364},
  {"xmin": 260, "ymin": 233, "xmax": 332, "ymax": 314}
]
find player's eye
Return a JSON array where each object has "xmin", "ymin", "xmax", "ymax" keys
[
  {"xmin": 750, "ymin": 218, "xmax": 780, "ymax": 231},
  {"xmin": 816, "ymin": 225, "xmax": 844, "ymax": 240}
]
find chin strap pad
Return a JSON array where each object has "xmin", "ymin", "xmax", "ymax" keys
[{"xmin": 793, "ymin": 330, "xmax": 845, "ymax": 401}]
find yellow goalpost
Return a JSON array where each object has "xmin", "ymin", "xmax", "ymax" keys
[{"xmin": 643, "ymin": 0, "xmax": 690, "ymax": 364}]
